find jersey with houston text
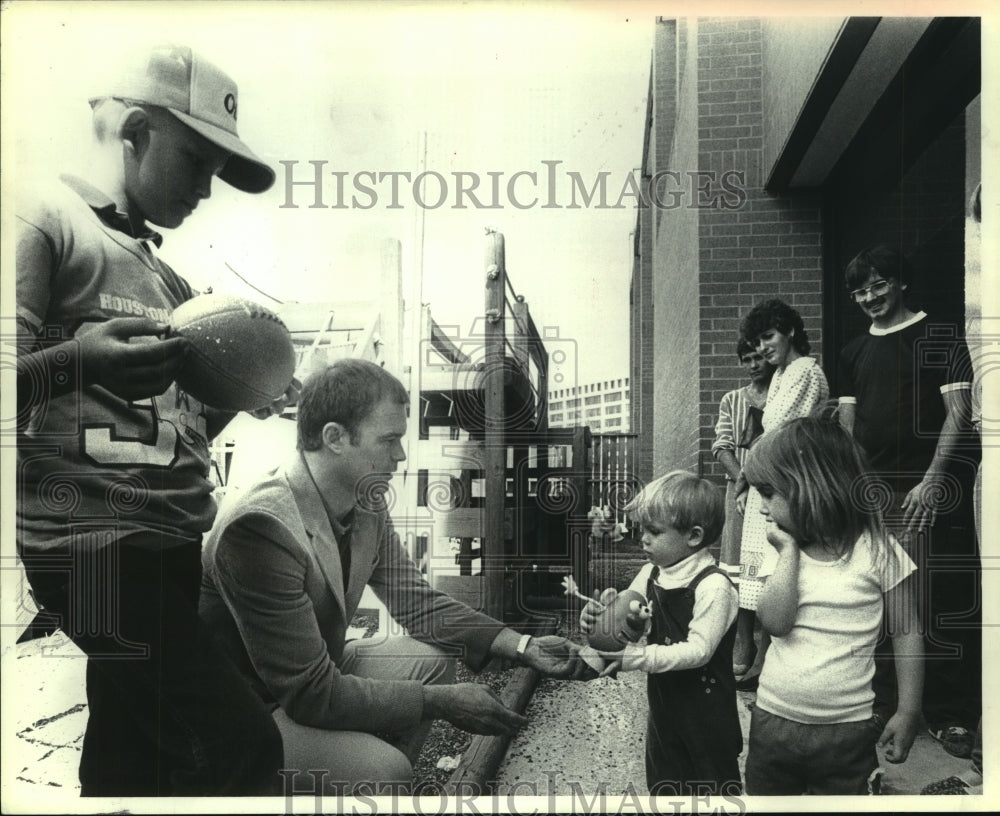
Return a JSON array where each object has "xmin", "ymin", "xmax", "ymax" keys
[{"xmin": 16, "ymin": 178, "xmax": 217, "ymax": 552}]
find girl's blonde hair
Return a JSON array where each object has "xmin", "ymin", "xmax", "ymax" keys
[
  {"xmin": 624, "ymin": 470, "xmax": 724, "ymax": 548},
  {"xmin": 742, "ymin": 417, "xmax": 885, "ymax": 558}
]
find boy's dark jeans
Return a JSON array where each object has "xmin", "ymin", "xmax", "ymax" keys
[{"xmin": 21, "ymin": 535, "xmax": 283, "ymax": 796}]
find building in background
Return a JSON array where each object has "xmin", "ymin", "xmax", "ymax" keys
[
  {"xmin": 548, "ymin": 377, "xmax": 631, "ymax": 433},
  {"xmin": 630, "ymin": 16, "xmax": 979, "ymax": 485}
]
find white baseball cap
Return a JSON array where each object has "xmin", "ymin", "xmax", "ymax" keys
[{"xmin": 91, "ymin": 44, "xmax": 275, "ymax": 194}]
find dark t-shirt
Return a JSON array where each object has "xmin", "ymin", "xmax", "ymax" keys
[{"xmin": 838, "ymin": 312, "xmax": 973, "ymax": 484}]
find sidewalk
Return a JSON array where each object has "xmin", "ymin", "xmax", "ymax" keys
[
  {"xmin": 496, "ymin": 670, "xmax": 973, "ymax": 798},
  {"xmin": 5, "ymin": 632, "xmax": 87, "ymax": 803},
  {"xmin": 3, "ymin": 628, "xmax": 976, "ymax": 808}
]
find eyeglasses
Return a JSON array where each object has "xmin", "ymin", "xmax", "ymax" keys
[{"xmin": 849, "ymin": 279, "xmax": 891, "ymax": 302}]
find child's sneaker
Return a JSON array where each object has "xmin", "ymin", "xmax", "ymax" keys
[
  {"xmin": 920, "ymin": 775, "xmax": 974, "ymax": 795},
  {"xmin": 927, "ymin": 724, "xmax": 974, "ymax": 759}
]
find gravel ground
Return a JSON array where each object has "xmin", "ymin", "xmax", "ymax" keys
[
  {"xmin": 496, "ymin": 670, "xmax": 649, "ymax": 796},
  {"xmin": 347, "ymin": 610, "xmax": 518, "ymax": 789},
  {"xmin": 9, "ymin": 609, "xmax": 972, "ymax": 799},
  {"xmin": 495, "ymin": 610, "xmax": 650, "ymax": 796},
  {"xmin": 410, "ymin": 610, "xmax": 580, "ymax": 789},
  {"xmin": 411, "ymin": 662, "xmax": 516, "ymax": 788}
]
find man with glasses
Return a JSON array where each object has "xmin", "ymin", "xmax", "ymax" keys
[{"xmin": 836, "ymin": 244, "xmax": 979, "ymax": 764}]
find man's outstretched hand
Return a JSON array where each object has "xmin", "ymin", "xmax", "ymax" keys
[
  {"xmin": 422, "ymin": 683, "xmax": 527, "ymax": 735},
  {"xmin": 522, "ymin": 635, "xmax": 599, "ymax": 680}
]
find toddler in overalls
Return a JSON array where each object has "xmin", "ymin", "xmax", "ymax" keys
[{"xmin": 581, "ymin": 471, "xmax": 742, "ymax": 795}]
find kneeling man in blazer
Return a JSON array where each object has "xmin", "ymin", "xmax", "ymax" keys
[{"xmin": 200, "ymin": 358, "xmax": 592, "ymax": 794}]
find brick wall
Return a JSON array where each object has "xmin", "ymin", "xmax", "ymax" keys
[
  {"xmin": 634, "ymin": 15, "xmax": 970, "ymax": 494},
  {"xmin": 634, "ymin": 17, "xmax": 829, "ymax": 487},
  {"xmin": 695, "ymin": 19, "xmax": 826, "ymax": 485},
  {"xmin": 631, "ymin": 18, "xmax": 827, "ymax": 486},
  {"xmin": 699, "ymin": 193, "xmax": 825, "ymax": 482}
]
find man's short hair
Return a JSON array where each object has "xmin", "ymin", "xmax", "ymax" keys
[
  {"xmin": 736, "ymin": 336, "xmax": 756, "ymax": 360},
  {"xmin": 844, "ymin": 244, "xmax": 912, "ymax": 292},
  {"xmin": 741, "ymin": 298, "xmax": 811, "ymax": 356},
  {"xmin": 624, "ymin": 470, "xmax": 724, "ymax": 549},
  {"xmin": 297, "ymin": 359, "xmax": 409, "ymax": 450}
]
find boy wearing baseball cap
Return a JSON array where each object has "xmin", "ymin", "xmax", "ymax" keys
[{"xmin": 15, "ymin": 45, "xmax": 285, "ymax": 796}]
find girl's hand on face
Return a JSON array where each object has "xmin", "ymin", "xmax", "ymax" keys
[{"xmin": 764, "ymin": 519, "xmax": 798, "ymax": 553}]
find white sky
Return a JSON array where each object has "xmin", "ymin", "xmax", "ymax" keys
[{"xmin": 4, "ymin": 1, "xmax": 655, "ymax": 388}]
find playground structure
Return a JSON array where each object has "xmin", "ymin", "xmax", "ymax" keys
[{"xmin": 211, "ymin": 230, "xmax": 641, "ymax": 622}]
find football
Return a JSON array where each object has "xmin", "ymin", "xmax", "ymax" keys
[
  {"xmin": 587, "ymin": 589, "xmax": 649, "ymax": 652},
  {"xmin": 169, "ymin": 294, "xmax": 296, "ymax": 411}
]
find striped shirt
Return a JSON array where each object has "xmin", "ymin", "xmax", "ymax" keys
[{"xmin": 712, "ymin": 385, "xmax": 768, "ymax": 479}]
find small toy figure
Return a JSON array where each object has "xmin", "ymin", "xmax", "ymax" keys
[
  {"xmin": 625, "ymin": 597, "xmax": 652, "ymax": 635},
  {"xmin": 587, "ymin": 588, "xmax": 650, "ymax": 652},
  {"xmin": 588, "ymin": 505, "xmax": 623, "ymax": 548}
]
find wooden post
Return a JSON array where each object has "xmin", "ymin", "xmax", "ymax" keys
[
  {"xmin": 379, "ymin": 238, "xmax": 403, "ymax": 377},
  {"xmin": 510, "ymin": 299, "xmax": 530, "ymax": 374},
  {"xmin": 484, "ymin": 231, "xmax": 506, "ymax": 621},
  {"xmin": 572, "ymin": 425, "xmax": 593, "ymax": 592},
  {"xmin": 571, "ymin": 425, "xmax": 591, "ymax": 519}
]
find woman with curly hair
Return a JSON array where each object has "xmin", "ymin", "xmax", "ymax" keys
[{"xmin": 732, "ymin": 299, "xmax": 829, "ymax": 688}]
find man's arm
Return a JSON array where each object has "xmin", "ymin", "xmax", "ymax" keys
[
  {"xmin": 370, "ymin": 523, "xmax": 593, "ymax": 680},
  {"xmin": 837, "ymin": 398, "xmax": 856, "ymax": 435},
  {"xmin": 489, "ymin": 629, "xmax": 594, "ymax": 680},
  {"xmin": 715, "ymin": 449, "xmax": 743, "ymax": 484},
  {"xmin": 370, "ymin": 524, "xmax": 504, "ymax": 671},
  {"xmin": 419, "ymin": 627, "xmax": 596, "ymax": 731},
  {"xmin": 901, "ymin": 386, "xmax": 972, "ymax": 531},
  {"xmin": 836, "ymin": 348, "xmax": 858, "ymax": 435},
  {"xmin": 711, "ymin": 393, "xmax": 741, "ymax": 482}
]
